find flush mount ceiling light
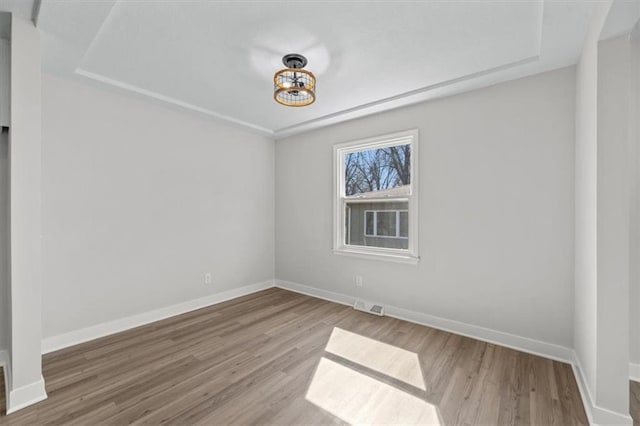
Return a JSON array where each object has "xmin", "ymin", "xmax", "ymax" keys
[{"xmin": 274, "ymin": 53, "xmax": 316, "ymax": 107}]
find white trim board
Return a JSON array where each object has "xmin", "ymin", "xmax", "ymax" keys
[
  {"xmin": 74, "ymin": 69, "xmax": 274, "ymax": 137},
  {"xmin": 6, "ymin": 376, "xmax": 47, "ymax": 415},
  {"xmin": 41, "ymin": 280, "xmax": 275, "ymax": 354},
  {"xmin": 275, "ymin": 280, "xmax": 354, "ymax": 308},
  {"xmin": 274, "ymin": 279, "xmax": 574, "ymax": 364},
  {"xmin": 0, "ymin": 350, "xmax": 48, "ymax": 415},
  {"xmin": 571, "ymin": 360, "xmax": 595, "ymax": 426},
  {"xmin": 573, "ymin": 355, "xmax": 633, "ymax": 426}
]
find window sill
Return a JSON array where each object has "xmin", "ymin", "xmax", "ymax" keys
[{"xmin": 332, "ymin": 247, "xmax": 420, "ymax": 265}]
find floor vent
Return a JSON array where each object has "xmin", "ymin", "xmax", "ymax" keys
[{"xmin": 354, "ymin": 299, "xmax": 385, "ymax": 316}]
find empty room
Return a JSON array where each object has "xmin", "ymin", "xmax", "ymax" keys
[{"xmin": 0, "ymin": 0, "xmax": 639, "ymax": 424}]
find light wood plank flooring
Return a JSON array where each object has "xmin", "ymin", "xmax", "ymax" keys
[
  {"xmin": 632, "ymin": 381, "xmax": 640, "ymax": 425},
  {"xmin": 0, "ymin": 288, "xmax": 587, "ymax": 425}
]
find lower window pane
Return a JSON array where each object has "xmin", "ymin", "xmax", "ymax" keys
[{"xmin": 345, "ymin": 201, "xmax": 408, "ymax": 250}]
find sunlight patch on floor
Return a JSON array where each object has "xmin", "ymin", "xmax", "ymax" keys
[
  {"xmin": 325, "ymin": 327, "xmax": 426, "ymax": 390},
  {"xmin": 306, "ymin": 357, "xmax": 441, "ymax": 425}
]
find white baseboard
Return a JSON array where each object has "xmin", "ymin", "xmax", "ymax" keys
[
  {"xmin": 573, "ymin": 354, "xmax": 633, "ymax": 426},
  {"xmin": 275, "ymin": 279, "xmax": 573, "ymax": 363},
  {"xmin": 630, "ymin": 362, "xmax": 640, "ymax": 382},
  {"xmin": 275, "ymin": 280, "xmax": 354, "ymax": 307},
  {"xmin": 384, "ymin": 303, "xmax": 574, "ymax": 364},
  {"xmin": 6, "ymin": 376, "xmax": 47, "ymax": 415},
  {"xmin": 1, "ymin": 349, "xmax": 48, "ymax": 414},
  {"xmin": 572, "ymin": 355, "xmax": 598, "ymax": 426},
  {"xmin": 42, "ymin": 280, "xmax": 275, "ymax": 354}
]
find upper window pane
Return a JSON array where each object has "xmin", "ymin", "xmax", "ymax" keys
[{"xmin": 344, "ymin": 144, "xmax": 411, "ymax": 197}]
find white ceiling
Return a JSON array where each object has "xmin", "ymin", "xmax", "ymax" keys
[{"xmin": 14, "ymin": 1, "xmax": 605, "ymax": 137}]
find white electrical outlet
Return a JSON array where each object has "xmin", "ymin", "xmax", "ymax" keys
[
  {"xmin": 204, "ymin": 273, "xmax": 212, "ymax": 285},
  {"xmin": 355, "ymin": 275, "xmax": 363, "ymax": 288}
]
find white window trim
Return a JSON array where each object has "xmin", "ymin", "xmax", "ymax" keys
[
  {"xmin": 364, "ymin": 210, "xmax": 409, "ymax": 239},
  {"xmin": 333, "ymin": 129, "xmax": 419, "ymax": 264}
]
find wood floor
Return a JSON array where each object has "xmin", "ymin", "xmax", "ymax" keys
[
  {"xmin": 632, "ymin": 381, "xmax": 640, "ymax": 426},
  {"xmin": 0, "ymin": 288, "xmax": 587, "ymax": 425}
]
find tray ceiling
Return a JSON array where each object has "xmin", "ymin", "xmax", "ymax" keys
[{"xmin": 36, "ymin": 0, "xmax": 596, "ymax": 138}]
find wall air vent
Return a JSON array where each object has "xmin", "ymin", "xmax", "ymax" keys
[{"xmin": 354, "ymin": 299, "xmax": 385, "ymax": 316}]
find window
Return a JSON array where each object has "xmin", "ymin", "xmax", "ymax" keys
[
  {"xmin": 334, "ymin": 129, "xmax": 419, "ymax": 263},
  {"xmin": 364, "ymin": 210, "xmax": 408, "ymax": 239}
]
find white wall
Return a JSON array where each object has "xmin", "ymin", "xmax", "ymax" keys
[
  {"xmin": 596, "ymin": 33, "xmax": 632, "ymax": 418},
  {"xmin": 8, "ymin": 15, "xmax": 46, "ymax": 411},
  {"xmin": 40, "ymin": 74, "xmax": 275, "ymax": 339},
  {"xmin": 630, "ymin": 21, "xmax": 640, "ymax": 376},
  {"xmin": 0, "ymin": 37, "xmax": 8, "ymax": 356},
  {"xmin": 0, "ymin": 129, "xmax": 8, "ymax": 353},
  {"xmin": 574, "ymin": 0, "xmax": 605, "ymax": 403},
  {"xmin": 0, "ymin": 39, "xmax": 9, "ymax": 127},
  {"xmin": 574, "ymin": 2, "xmax": 637, "ymax": 422},
  {"xmin": 276, "ymin": 67, "xmax": 575, "ymax": 349}
]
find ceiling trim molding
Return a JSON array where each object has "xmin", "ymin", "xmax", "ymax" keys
[
  {"xmin": 74, "ymin": 68, "xmax": 274, "ymax": 136},
  {"xmin": 75, "ymin": 55, "xmax": 540, "ymax": 140},
  {"xmin": 273, "ymin": 54, "xmax": 540, "ymax": 139}
]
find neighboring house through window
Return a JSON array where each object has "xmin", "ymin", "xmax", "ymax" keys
[
  {"xmin": 364, "ymin": 209, "xmax": 408, "ymax": 239},
  {"xmin": 333, "ymin": 129, "xmax": 419, "ymax": 263}
]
